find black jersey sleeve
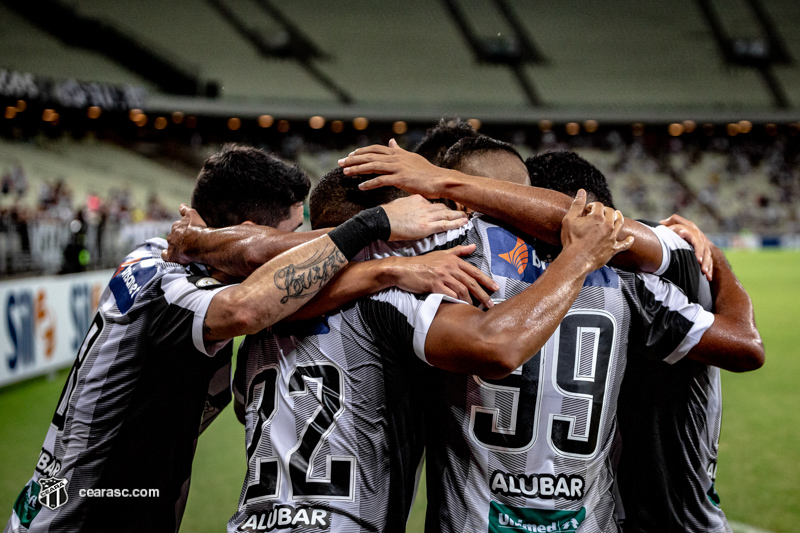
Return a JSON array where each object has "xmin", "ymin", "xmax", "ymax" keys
[
  {"xmin": 647, "ymin": 223, "xmax": 713, "ymax": 309},
  {"xmin": 357, "ymin": 289, "xmax": 457, "ymax": 364},
  {"xmin": 625, "ymin": 273, "xmax": 715, "ymax": 364}
]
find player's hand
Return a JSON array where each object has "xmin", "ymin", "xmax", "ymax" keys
[
  {"xmin": 560, "ymin": 190, "xmax": 634, "ymax": 272},
  {"xmin": 659, "ymin": 214, "xmax": 714, "ymax": 281},
  {"xmin": 387, "ymin": 245, "xmax": 500, "ymax": 307},
  {"xmin": 162, "ymin": 204, "xmax": 207, "ymax": 264},
  {"xmin": 338, "ymin": 139, "xmax": 450, "ymax": 199},
  {"xmin": 381, "ymin": 194, "xmax": 468, "ymax": 241}
]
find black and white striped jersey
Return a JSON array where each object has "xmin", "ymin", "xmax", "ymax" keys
[
  {"xmin": 229, "ymin": 290, "xmax": 444, "ymax": 533},
  {"xmin": 6, "ymin": 238, "xmax": 234, "ymax": 533},
  {"xmin": 617, "ymin": 226, "xmax": 730, "ymax": 533},
  {"xmin": 360, "ymin": 215, "xmax": 715, "ymax": 533}
]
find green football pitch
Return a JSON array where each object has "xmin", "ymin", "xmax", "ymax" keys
[{"xmin": 0, "ymin": 250, "xmax": 797, "ymax": 532}]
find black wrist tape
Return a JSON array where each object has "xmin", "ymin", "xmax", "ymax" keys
[{"xmin": 328, "ymin": 206, "xmax": 391, "ymax": 260}]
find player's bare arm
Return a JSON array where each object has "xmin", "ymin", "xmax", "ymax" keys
[
  {"xmin": 424, "ymin": 190, "xmax": 634, "ymax": 379},
  {"xmin": 202, "ymin": 199, "xmax": 469, "ymax": 342},
  {"xmin": 163, "ymin": 204, "xmax": 329, "ymax": 279},
  {"xmin": 685, "ymin": 244, "xmax": 764, "ymax": 372},
  {"xmin": 288, "ymin": 244, "xmax": 499, "ymax": 321},
  {"xmin": 164, "ymin": 195, "xmax": 468, "ymax": 279},
  {"xmin": 338, "ymin": 140, "xmax": 713, "ymax": 278}
]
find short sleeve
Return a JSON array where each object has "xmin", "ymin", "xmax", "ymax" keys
[
  {"xmin": 650, "ymin": 224, "xmax": 712, "ymax": 309},
  {"xmin": 160, "ymin": 272, "xmax": 237, "ymax": 357},
  {"xmin": 629, "ymin": 273, "xmax": 715, "ymax": 364},
  {"xmin": 358, "ymin": 289, "xmax": 466, "ymax": 364}
]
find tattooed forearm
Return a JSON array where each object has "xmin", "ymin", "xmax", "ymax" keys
[{"xmin": 273, "ymin": 245, "xmax": 347, "ymax": 303}]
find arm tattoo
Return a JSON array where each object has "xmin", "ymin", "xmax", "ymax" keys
[{"xmin": 274, "ymin": 244, "xmax": 347, "ymax": 304}]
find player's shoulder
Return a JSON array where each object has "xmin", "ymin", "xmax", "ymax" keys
[{"xmin": 108, "ymin": 238, "xmax": 197, "ymax": 314}]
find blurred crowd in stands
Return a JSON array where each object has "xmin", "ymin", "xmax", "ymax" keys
[
  {"xmin": 0, "ymin": 164, "xmax": 174, "ymax": 277},
  {"xmin": 285, "ymin": 124, "xmax": 800, "ymax": 236},
  {"xmin": 0, "ymin": 123, "xmax": 798, "ymax": 277}
]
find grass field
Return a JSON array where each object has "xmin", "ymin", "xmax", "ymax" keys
[{"xmin": 0, "ymin": 250, "xmax": 798, "ymax": 532}]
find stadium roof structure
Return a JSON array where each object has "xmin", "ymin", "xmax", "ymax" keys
[{"xmin": 3, "ymin": 0, "xmax": 800, "ymax": 123}]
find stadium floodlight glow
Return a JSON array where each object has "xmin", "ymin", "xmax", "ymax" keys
[
  {"xmin": 727, "ymin": 123, "xmax": 740, "ymax": 136},
  {"xmin": 228, "ymin": 117, "xmax": 241, "ymax": 131},
  {"xmin": 584, "ymin": 120, "xmax": 598, "ymax": 133},
  {"xmin": 682, "ymin": 120, "xmax": 696, "ymax": 133},
  {"xmin": 632, "ymin": 123, "xmax": 644, "ymax": 136},
  {"xmin": 258, "ymin": 115, "xmax": 274, "ymax": 128},
  {"xmin": 87, "ymin": 106, "xmax": 102, "ymax": 119},
  {"xmin": 135, "ymin": 114, "xmax": 148, "ymax": 127},
  {"xmin": 393, "ymin": 121, "xmax": 407, "ymax": 135},
  {"xmin": 668, "ymin": 123, "xmax": 684, "ymax": 136},
  {"xmin": 277, "ymin": 120, "xmax": 290, "ymax": 133},
  {"xmin": 539, "ymin": 119, "xmax": 552, "ymax": 132},
  {"xmin": 129, "ymin": 109, "xmax": 143, "ymax": 121},
  {"xmin": 42, "ymin": 109, "xmax": 56, "ymax": 122},
  {"xmin": 4, "ymin": 106, "xmax": 16, "ymax": 120},
  {"xmin": 16, "ymin": 100, "xmax": 26, "ymax": 112},
  {"xmin": 50, "ymin": 112, "xmax": 60, "ymax": 125},
  {"xmin": 309, "ymin": 116, "xmax": 325, "ymax": 129},
  {"xmin": 172, "ymin": 111, "xmax": 184, "ymax": 124},
  {"xmin": 353, "ymin": 117, "xmax": 368, "ymax": 131},
  {"xmin": 566, "ymin": 122, "xmax": 580, "ymax": 135},
  {"xmin": 330, "ymin": 120, "xmax": 344, "ymax": 133},
  {"xmin": 467, "ymin": 119, "xmax": 481, "ymax": 131},
  {"xmin": 738, "ymin": 120, "xmax": 752, "ymax": 134},
  {"xmin": 155, "ymin": 117, "xmax": 168, "ymax": 130}
]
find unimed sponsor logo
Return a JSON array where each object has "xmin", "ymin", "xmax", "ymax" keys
[{"xmin": 488, "ymin": 502, "xmax": 586, "ymax": 533}]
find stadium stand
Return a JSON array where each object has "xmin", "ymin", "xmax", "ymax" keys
[
  {"xmin": 5, "ymin": 0, "xmax": 797, "ymax": 111},
  {"xmin": 0, "ymin": 3, "xmax": 152, "ymax": 90},
  {"xmin": 0, "ymin": 137, "xmax": 194, "ymax": 274}
]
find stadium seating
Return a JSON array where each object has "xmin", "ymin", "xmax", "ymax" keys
[
  {"xmin": 8, "ymin": 0, "xmax": 797, "ymax": 109},
  {"xmin": 0, "ymin": 137, "xmax": 193, "ymax": 211}
]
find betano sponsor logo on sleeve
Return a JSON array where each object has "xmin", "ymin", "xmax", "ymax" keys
[
  {"xmin": 487, "ymin": 227, "xmax": 547, "ymax": 283},
  {"xmin": 109, "ymin": 258, "xmax": 157, "ymax": 314},
  {"xmin": 489, "ymin": 502, "xmax": 586, "ymax": 533}
]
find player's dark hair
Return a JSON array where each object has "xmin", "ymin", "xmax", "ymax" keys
[
  {"xmin": 191, "ymin": 144, "xmax": 311, "ymax": 228},
  {"xmin": 413, "ymin": 118, "xmax": 480, "ymax": 166},
  {"xmin": 441, "ymin": 135, "xmax": 524, "ymax": 171},
  {"xmin": 526, "ymin": 151, "xmax": 615, "ymax": 208},
  {"xmin": 309, "ymin": 167, "xmax": 408, "ymax": 230}
]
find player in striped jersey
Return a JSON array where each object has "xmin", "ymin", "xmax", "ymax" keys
[
  {"xmin": 525, "ymin": 151, "xmax": 761, "ymax": 532},
  {"xmin": 338, "ymin": 140, "xmax": 762, "ymax": 532},
  {"xmin": 214, "ymin": 168, "xmax": 634, "ymax": 533},
  {"xmin": 5, "ymin": 146, "xmax": 470, "ymax": 533}
]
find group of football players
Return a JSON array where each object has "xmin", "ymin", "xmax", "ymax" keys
[{"xmin": 6, "ymin": 119, "xmax": 763, "ymax": 533}]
